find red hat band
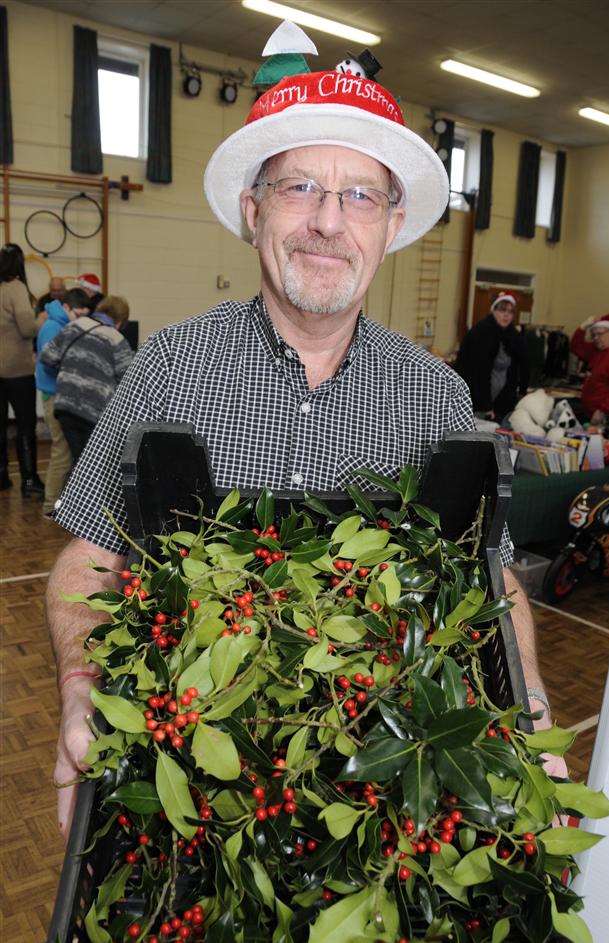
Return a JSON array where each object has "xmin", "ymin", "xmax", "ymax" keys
[{"xmin": 247, "ymin": 71, "xmax": 405, "ymax": 128}]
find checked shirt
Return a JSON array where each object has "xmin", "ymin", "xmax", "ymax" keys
[{"xmin": 54, "ymin": 295, "xmax": 513, "ymax": 565}]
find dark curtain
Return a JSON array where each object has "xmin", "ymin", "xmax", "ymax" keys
[
  {"xmin": 71, "ymin": 25, "xmax": 102, "ymax": 174},
  {"xmin": 147, "ymin": 44, "xmax": 172, "ymax": 184},
  {"xmin": 475, "ymin": 129, "xmax": 494, "ymax": 231},
  {"xmin": 438, "ymin": 119, "xmax": 454, "ymax": 223},
  {"xmin": 514, "ymin": 140, "xmax": 541, "ymax": 238},
  {"xmin": 547, "ymin": 150, "xmax": 566, "ymax": 244},
  {"xmin": 0, "ymin": 5, "xmax": 13, "ymax": 165}
]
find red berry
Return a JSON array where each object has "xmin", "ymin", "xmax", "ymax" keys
[
  {"xmin": 171, "ymin": 918, "xmax": 182, "ymax": 930},
  {"xmin": 255, "ymin": 807, "xmax": 268, "ymax": 821},
  {"xmin": 470, "ymin": 630, "xmax": 481, "ymax": 642},
  {"xmin": 283, "ymin": 801, "xmax": 297, "ymax": 814},
  {"xmin": 125, "ymin": 851, "xmax": 137, "ymax": 864},
  {"xmin": 252, "ymin": 786, "xmax": 266, "ymax": 801},
  {"xmin": 337, "ymin": 676, "xmax": 350, "ymax": 690},
  {"xmin": 353, "ymin": 672, "xmax": 364, "ymax": 684},
  {"xmin": 160, "ymin": 924, "xmax": 172, "ymax": 937},
  {"xmin": 127, "ymin": 924, "xmax": 141, "ymax": 938},
  {"xmin": 370, "ymin": 602, "xmax": 382, "ymax": 612},
  {"xmin": 130, "ymin": 577, "xmax": 141, "ymax": 588},
  {"xmin": 154, "ymin": 613, "xmax": 167, "ymax": 625},
  {"xmin": 138, "ymin": 833, "xmax": 150, "ymax": 845},
  {"xmin": 366, "ymin": 794, "xmax": 378, "ymax": 808},
  {"xmin": 524, "ymin": 842, "xmax": 536, "ymax": 855},
  {"xmin": 145, "ymin": 719, "xmax": 158, "ymax": 731},
  {"xmin": 306, "ymin": 839, "xmax": 318, "ymax": 852},
  {"xmin": 282, "ymin": 787, "xmax": 295, "ymax": 801},
  {"xmin": 450, "ymin": 810, "xmax": 463, "ymax": 823},
  {"xmin": 523, "ymin": 832, "xmax": 535, "ymax": 841},
  {"xmin": 398, "ymin": 866, "xmax": 412, "ymax": 881},
  {"xmin": 186, "ymin": 711, "xmax": 200, "ymax": 724},
  {"xmin": 180, "ymin": 693, "xmax": 192, "ymax": 706},
  {"xmin": 178, "ymin": 928, "xmax": 190, "ymax": 940},
  {"xmin": 357, "ymin": 567, "xmax": 370, "ymax": 578},
  {"xmin": 499, "ymin": 848, "xmax": 511, "ymax": 859},
  {"xmin": 190, "ymin": 599, "xmax": 200, "ymax": 609},
  {"xmin": 355, "ymin": 691, "xmax": 367, "ymax": 704},
  {"xmin": 363, "ymin": 676, "xmax": 375, "ymax": 688},
  {"xmin": 152, "ymin": 729, "xmax": 166, "ymax": 742},
  {"xmin": 118, "ymin": 814, "xmax": 130, "ymax": 827},
  {"xmin": 379, "ymin": 563, "xmax": 389, "ymax": 571},
  {"xmin": 171, "ymin": 735, "xmax": 184, "ymax": 748},
  {"xmin": 322, "ymin": 889, "xmax": 333, "ymax": 901},
  {"xmin": 440, "ymin": 831, "xmax": 453, "ymax": 843},
  {"xmin": 430, "ymin": 841, "xmax": 441, "ymax": 854},
  {"xmin": 306, "ymin": 627, "xmax": 318, "ymax": 637},
  {"xmin": 343, "ymin": 698, "xmax": 356, "ymax": 711},
  {"xmin": 124, "ymin": 585, "xmax": 133, "ymax": 597},
  {"xmin": 120, "ymin": 569, "xmax": 132, "ymax": 580}
]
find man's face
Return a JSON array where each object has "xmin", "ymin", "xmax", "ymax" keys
[
  {"xmin": 591, "ymin": 326, "xmax": 609, "ymax": 350},
  {"xmin": 49, "ymin": 277, "xmax": 65, "ymax": 300},
  {"xmin": 241, "ymin": 145, "xmax": 404, "ymax": 316},
  {"xmin": 492, "ymin": 302, "xmax": 516, "ymax": 328}
]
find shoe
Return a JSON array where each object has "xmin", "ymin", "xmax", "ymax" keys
[
  {"xmin": 21, "ymin": 475, "xmax": 45, "ymax": 497},
  {"xmin": 0, "ymin": 474, "xmax": 13, "ymax": 491}
]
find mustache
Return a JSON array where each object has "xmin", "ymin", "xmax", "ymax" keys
[{"xmin": 283, "ymin": 235, "xmax": 359, "ymax": 264}]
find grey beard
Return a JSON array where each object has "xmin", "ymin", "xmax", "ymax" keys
[{"xmin": 282, "ymin": 258, "xmax": 359, "ymax": 314}]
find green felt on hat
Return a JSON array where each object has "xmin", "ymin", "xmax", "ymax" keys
[{"xmin": 253, "ymin": 54, "xmax": 310, "ymax": 87}]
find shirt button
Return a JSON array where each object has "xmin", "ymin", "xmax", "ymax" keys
[
  {"xmin": 291, "ymin": 472, "xmax": 304, "ymax": 486},
  {"xmin": 274, "ymin": 357, "xmax": 282, "ymax": 366},
  {"xmin": 285, "ymin": 349, "xmax": 294, "ymax": 360},
  {"xmin": 300, "ymin": 401, "xmax": 311, "ymax": 414},
  {"xmin": 54, "ymin": 499, "xmax": 62, "ymax": 509}
]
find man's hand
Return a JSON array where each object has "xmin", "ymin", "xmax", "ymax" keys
[{"xmin": 55, "ymin": 676, "xmax": 96, "ymax": 840}]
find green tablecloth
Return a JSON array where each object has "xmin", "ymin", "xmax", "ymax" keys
[{"xmin": 508, "ymin": 467, "xmax": 609, "ymax": 547}]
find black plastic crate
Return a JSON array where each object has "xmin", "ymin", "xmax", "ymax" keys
[{"xmin": 47, "ymin": 423, "xmax": 530, "ymax": 943}]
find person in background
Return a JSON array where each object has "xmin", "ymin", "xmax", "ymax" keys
[
  {"xmin": 40, "ymin": 295, "xmax": 133, "ymax": 466},
  {"xmin": 570, "ymin": 315, "xmax": 609, "ymax": 424},
  {"xmin": 35, "ymin": 287, "xmax": 91, "ymax": 516},
  {"xmin": 76, "ymin": 272, "xmax": 105, "ymax": 313},
  {"xmin": 455, "ymin": 292, "xmax": 529, "ymax": 422},
  {"xmin": 0, "ymin": 242, "xmax": 44, "ymax": 496},
  {"xmin": 36, "ymin": 275, "xmax": 66, "ymax": 314}
]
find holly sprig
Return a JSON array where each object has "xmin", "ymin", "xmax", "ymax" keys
[{"xmin": 64, "ymin": 469, "xmax": 609, "ymax": 943}]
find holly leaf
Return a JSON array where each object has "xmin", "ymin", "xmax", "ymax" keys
[
  {"xmin": 256, "ymin": 489, "xmax": 274, "ymax": 529},
  {"xmin": 291, "ymin": 539, "xmax": 330, "ymax": 564},
  {"xmin": 452, "ymin": 844, "xmax": 496, "ymax": 886},
  {"xmin": 106, "ymin": 781, "xmax": 162, "ymax": 814},
  {"xmin": 319, "ymin": 803, "xmax": 364, "ymax": 839},
  {"xmin": 286, "ymin": 726, "xmax": 308, "ymax": 769},
  {"xmin": 403, "ymin": 614, "xmax": 426, "ymax": 665},
  {"xmin": 400, "ymin": 750, "xmax": 438, "ymax": 836},
  {"xmin": 478, "ymin": 737, "xmax": 523, "ymax": 778},
  {"xmin": 90, "ymin": 689, "xmax": 145, "ymax": 734},
  {"xmin": 192, "ymin": 723, "xmax": 241, "ymax": 781},
  {"xmin": 550, "ymin": 894, "xmax": 592, "ymax": 943},
  {"xmin": 538, "ymin": 826, "xmax": 602, "ymax": 855},
  {"xmin": 308, "ymin": 886, "xmax": 375, "ymax": 943},
  {"xmin": 553, "ymin": 782, "xmax": 609, "ymax": 818},
  {"xmin": 411, "ymin": 675, "xmax": 447, "ymax": 726},
  {"xmin": 155, "ymin": 750, "xmax": 197, "ymax": 838},
  {"xmin": 440, "ymin": 656, "xmax": 467, "ymax": 709},
  {"xmin": 322, "ymin": 615, "xmax": 368, "ymax": 643},
  {"xmin": 339, "ymin": 528, "xmax": 390, "ymax": 559},
  {"xmin": 331, "ymin": 515, "xmax": 361, "ymax": 544},
  {"xmin": 206, "ymin": 911, "xmax": 235, "ymax": 943},
  {"xmin": 337, "ymin": 737, "xmax": 417, "ymax": 782},
  {"xmin": 522, "ymin": 725, "xmax": 576, "ymax": 757},
  {"xmin": 434, "ymin": 747, "xmax": 494, "ymax": 814},
  {"xmin": 265, "ymin": 558, "xmax": 289, "ymax": 588},
  {"xmin": 427, "ymin": 707, "xmax": 491, "ymax": 750}
]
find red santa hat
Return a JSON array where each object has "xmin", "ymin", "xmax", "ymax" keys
[
  {"xmin": 76, "ymin": 272, "xmax": 102, "ymax": 293},
  {"xmin": 491, "ymin": 293, "xmax": 517, "ymax": 311},
  {"xmin": 204, "ymin": 23, "xmax": 448, "ymax": 253}
]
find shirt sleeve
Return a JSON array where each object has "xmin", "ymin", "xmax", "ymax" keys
[
  {"xmin": 114, "ymin": 337, "xmax": 135, "ymax": 383},
  {"xmin": 54, "ymin": 329, "xmax": 171, "ymax": 553},
  {"xmin": 11, "ymin": 281, "xmax": 37, "ymax": 339},
  {"xmin": 447, "ymin": 373, "xmax": 515, "ymax": 567}
]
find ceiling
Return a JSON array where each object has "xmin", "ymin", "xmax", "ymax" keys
[{"xmin": 23, "ymin": 0, "xmax": 609, "ymax": 147}]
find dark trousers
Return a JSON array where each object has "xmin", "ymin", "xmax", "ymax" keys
[
  {"xmin": 0, "ymin": 374, "xmax": 38, "ymax": 482},
  {"xmin": 55, "ymin": 411, "xmax": 95, "ymax": 466}
]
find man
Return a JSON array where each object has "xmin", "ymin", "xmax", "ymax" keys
[
  {"xmin": 455, "ymin": 293, "xmax": 529, "ymax": 423},
  {"xmin": 35, "ymin": 287, "xmax": 90, "ymax": 515},
  {"xmin": 75, "ymin": 272, "xmax": 105, "ymax": 313},
  {"xmin": 571, "ymin": 315, "xmax": 609, "ymax": 424},
  {"xmin": 35, "ymin": 275, "xmax": 66, "ymax": 315},
  {"xmin": 46, "ymin": 24, "xmax": 564, "ymax": 837}
]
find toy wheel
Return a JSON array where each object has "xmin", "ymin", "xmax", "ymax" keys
[{"xmin": 543, "ymin": 552, "xmax": 578, "ymax": 604}]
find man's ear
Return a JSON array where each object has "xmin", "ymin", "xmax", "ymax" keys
[
  {"xmin": 384, "ymin": 207, "xmax": 405, "ymax": 254},
  {"xmin": 240, "ymin": 189, "xmax": 260, "ymax": 247}
]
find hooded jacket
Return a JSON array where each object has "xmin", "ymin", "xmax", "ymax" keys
[
  {"xmin": 35, "ymin": 299, "xmax": 70, "ymax": 395},
  {"xmin": 454, "ymin": 313, "xmax": 529, "ymax": 417}
]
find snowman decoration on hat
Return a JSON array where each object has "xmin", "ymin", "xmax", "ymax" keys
[{"xmin": 204, "ymin": 20, "xmax": 449, "ymax": 252}]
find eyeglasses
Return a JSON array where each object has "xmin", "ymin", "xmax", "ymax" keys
[{"xmin": 257, "ymin": 177, "xmax": 399, "ymax": 222}]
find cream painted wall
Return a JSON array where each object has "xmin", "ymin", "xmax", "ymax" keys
[
  {"xmin": 4, "ymin": 0, "xmax": 608, "ymax": 352},
  {"xmin": 552, "ymin": 144, "xmax": 609, "ymax": 327}
]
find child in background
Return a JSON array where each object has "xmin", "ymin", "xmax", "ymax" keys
[
  {"xmin": 40, "ymin": 295, "xmax": 134, "ymax": 467},
  {"xmin": 35, "ymin": 287, "xmax": 90, "ymax": 515}
]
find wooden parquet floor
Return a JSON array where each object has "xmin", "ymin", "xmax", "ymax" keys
[{"xmin": 0, "ymin": 444, "xmax": 608, "ymax": 941}]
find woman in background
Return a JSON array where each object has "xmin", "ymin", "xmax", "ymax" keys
[
  {"xmin": 0, "ymin": 243, "xmax": 44, "ymax": 495},
  {"xmin": 455, "ymin": 292, "xmax": 529, "ymax": 423}
]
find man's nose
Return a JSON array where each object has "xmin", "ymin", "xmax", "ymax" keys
[{"xmin": 308, "ymin": 192, "xmax": 347, "ymax": 239}]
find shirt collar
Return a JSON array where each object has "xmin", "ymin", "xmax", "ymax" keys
[
  {"xmin": 92, "ymin": 312, "xmax": 114, "ymax": 327},
  {"xmin": 251, "ymin": 293, "xmax": 365, "ymax": 371}
]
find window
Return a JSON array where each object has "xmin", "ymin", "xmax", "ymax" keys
[
  {"xmin": 449, "ymin": 127, "xmax": 481, "ymax": 211},
  {"xmin": 98, "ymin": 38, "xmax": 148, "ymax": 159},
  {"xmin": 535, "ymin": 150, "xmax": 557, "ymax": 228}
]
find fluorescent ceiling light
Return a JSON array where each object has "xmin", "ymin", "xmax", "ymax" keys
[
  {"xmin": 242, "ymin": 0, "xmax": 380, "ymax": 46},
  {"xmin": 578, "ymin": 107, "xmax": 609, "ymax": 127},
  {"xmin": 440, "ymin": 59, "xmax": 540, "ymax": 98}
]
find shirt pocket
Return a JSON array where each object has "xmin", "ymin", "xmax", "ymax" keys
[{"xmin": 335, "ymin": 453, "xmax": 402, "ymax": 493}]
